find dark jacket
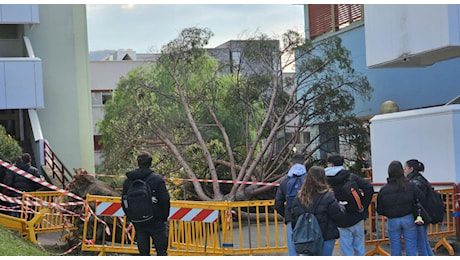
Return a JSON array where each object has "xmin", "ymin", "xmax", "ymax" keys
[
  {"xmin": 274, "ymin": 177, "xmax": 290, "ymax": 223},
  {"xmin": 290, "ymin": 191, "xmax": 345, "ymax": 241},
  {"xmin": 326, "ymin": 169, "xmax": 374, "ymax": 228},
  {"xmin": 377, "ymin": 177, "xmax": 425, "ymax": 218},
  {"xmin": 406, "ymin": 171, "xmax": 430, "ymax": 206},
  {"xmin": 4, "ymin": 162, "xmax": 41, "ymax": 195},
  {"xmin": 122, "ymin": 168, "xmax": 170, "ymax": 226}
]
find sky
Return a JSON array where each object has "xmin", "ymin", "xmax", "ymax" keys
[{"xmin": 86, "ymin": 4, "xmax": 305, "ymax": 53}]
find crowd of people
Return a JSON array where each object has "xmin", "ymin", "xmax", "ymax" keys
[
  {"xmin": 275, "ymin": 153, "xmax": 437, "ymax": 256},
  {"xmin": 0, "ymin": 151, "xmax": 439, "ymax": 256}
]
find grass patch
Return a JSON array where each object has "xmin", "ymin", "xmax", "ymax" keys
[{"xmin": 0, "ymin": 225, "xmax": 49, "ymax": 256}]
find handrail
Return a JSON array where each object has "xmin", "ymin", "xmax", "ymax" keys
[{"xmin": 43, "ymin": 140, "xmax": 73, "ymax": 188}]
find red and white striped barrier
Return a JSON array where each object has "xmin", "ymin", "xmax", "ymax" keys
[
  {"xmin": 94, "ymin": 201, "xmax": 219, "ymax": 223},
  {"xmin": 96, "ymin": 201, "xmax": 125, "ymax": 217},
  {"xmin": 168, "ymin": 207, "xmax": 218, "ymax": 223}
]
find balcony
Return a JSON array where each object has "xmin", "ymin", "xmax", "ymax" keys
[
  {"xmin": 0, "ymin": 57, "xmax": 43, "ymax": 109},
  {"xmin": 0, "ymin": 4, "xmax": 39, "ymax": 24}
]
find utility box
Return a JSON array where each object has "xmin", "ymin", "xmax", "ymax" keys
[
  {"xmin": 364, "ymin": 4, "xmax": 460, "ymax": 68},
  {"xmin": 369, "ymin": 105, "xmax": 460, "ymax": 188}
]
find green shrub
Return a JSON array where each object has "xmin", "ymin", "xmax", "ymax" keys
[{"xmin": 0, "ymin": 125, "xmax": 22, "ymax": 162}]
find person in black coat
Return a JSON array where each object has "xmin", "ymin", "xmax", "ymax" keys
[
  {"xmin": 290, "ymin": 166, "xmax": 345, "ymax": 256},
  {"xmin": 377, "ymin": 160, "xmax": 425, "ymax": 256},
  {"xmin": 325, "ymin": 153, "xmax": 374, "ymax": 256},
  {"xmin": 122, "ymin": 151, "xmax": 170, "ymax": 256},
  {"xmin": 404, "ymin": 159, "xmax": 434, "ymax": 256}
]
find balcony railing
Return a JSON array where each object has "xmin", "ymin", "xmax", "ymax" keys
[{"xmin": 309, "ymin": 4, "xmax": 363, "ymax": 39}]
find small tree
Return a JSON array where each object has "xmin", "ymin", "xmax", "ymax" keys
[{"xmin": 0, "ymin": 125, "xmax": 22, "ymax": 162}]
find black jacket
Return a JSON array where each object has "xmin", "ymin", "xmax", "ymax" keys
[
  {"xmin": 376, "ymin": 177, "xmax": 425, "ymax": 218},
  {"xmin": 4, "ymin": 163, "xmax": 41, "ymax": 195},
  {"xmin": 326, "ymin": 170, "xmax": 374, "ymax": 228},
  {"xmin": 122, "ymin": 168, "xmax": 170, "ymax": 225},
  {"xmin": 406, "ymin": 171, "xmax": 430, "ymax": 206},
  {"xmin": 290, "ymin": 191, "xmax": 345, "ymax": 241}
]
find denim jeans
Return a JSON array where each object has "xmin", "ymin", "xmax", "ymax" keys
[
  {"xmin": 321, "ymin": 239, "xmax": 336, "ymax": 256},
  {"xmin": 417, "ymin": 224, "xmax": 434, "ymax": 256},
  {"xmin": 286, "ymin": 222, "xmax": 298, "ymax": 256},
  {"xmin": 338, "ymin": 220, "xmax": 365, "ymax": 256},
  {"xmin": 387, "ymin": 214, "xmax": 418, "ymax": 256}
]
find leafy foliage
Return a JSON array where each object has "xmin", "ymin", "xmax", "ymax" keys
[{"xmin": 0, "ymin": 125, "xmax": 22, "ymax": 162}]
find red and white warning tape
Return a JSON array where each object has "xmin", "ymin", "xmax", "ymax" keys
[
  {"xmin": 0, "ymin": 159, "xmax": 86, "ymax": 202},
  {"xmin": 77, "ymin": 172, "xmax": 281, "ymax": 187}
]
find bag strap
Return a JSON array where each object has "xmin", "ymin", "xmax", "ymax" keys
[{"xmin": 311, "ymin": 193, "xmax": 325, "ymax": 214}]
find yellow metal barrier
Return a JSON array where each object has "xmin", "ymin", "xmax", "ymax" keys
[
  {"xmin": 0, "ymin": 208, "xmax": 49, "ymax": 244},
  {"xmin": 81, "ymin": 195, "xmax": 287, "ymax": 256},
  {"xmin": 76, "ymin": 187, "xmax": 457, "ymax": 256},
  {"xmin": 364, "ymin": 187, "xmax": 456, "ymax": 256},
  {"xmin": 21, "ymin": 191, "xmax": 78, "ymax": 233}
]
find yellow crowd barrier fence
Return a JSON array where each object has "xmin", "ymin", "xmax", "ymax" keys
[{"xmin": 0, "ymin": 187, "xmax": 456, "ymax": 255}]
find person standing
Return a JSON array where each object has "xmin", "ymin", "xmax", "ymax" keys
[
  {"xmin": 290, "ymin": 166, "xmax": 345, "ymax": 256},
  {"xmin": 404, "ymin": 159, "xmax": 434, "ymax": 256},
  {"xmin": 377, "ymin": 160, "xmax": 425, "ymax": 256},
  {"xmin": 122, "ymin": 151, "xmax": 171, "ymax": 256},
  {"xmin": 274, "ymin": 153, "xmax": 307, "ymax": 256},
  {"xmin": 325, "ymin": 153, "xmax": 374, "ymax": 256},
  {"xmin": 4, "ymin": 154, "xmax": 42, "ymax": 218}
]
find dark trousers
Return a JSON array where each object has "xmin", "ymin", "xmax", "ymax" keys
[{"xmin": 135, "ymin": 221, "xmax": 168, "ymax": 256}]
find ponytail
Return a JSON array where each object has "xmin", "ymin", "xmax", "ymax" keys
[{"xmin": 406, "ymin": 159, "xmax": 424, "ymax": 173}]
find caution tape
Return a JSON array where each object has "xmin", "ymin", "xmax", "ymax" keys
[
  {"xmin": 0, "ymin": 183, "xmax": 84, "ymax": 207},
  {"xmin": 78, "ymin": 173, "xmax": 281, "ymax": 187},
  {"xmin": 0, "ymin": 159, "xmax": 86, "ymax": 202}
]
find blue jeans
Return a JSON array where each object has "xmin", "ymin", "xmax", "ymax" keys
[
  {"xmin": 417, "ymin": 225, "xmax": 434, "ymax": 256},
  {"xmin": 338, "ymin": 220, "xmax": 365, "ymax": 256},
  {"xmin": 387, "ymin": 214, "xmax": 418, "ymax": 256},
  {"xmin": 286, "ymin": 222, "xmax": 298, "ymax": 256},
  {"xmin": 321, "ymin": 239, "xmax": 336, "ymax": 256}
]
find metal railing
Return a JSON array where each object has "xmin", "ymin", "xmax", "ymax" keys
[{"xmin": 43, "ymin": 140, "xmax": 73, "ymax": 188}]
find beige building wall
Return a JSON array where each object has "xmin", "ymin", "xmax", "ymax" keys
[{"xmin": 24, "ymin": 4, "xmax": 95, "ymax": 173}]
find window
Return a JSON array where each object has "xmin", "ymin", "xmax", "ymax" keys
[
  {"xmin": 94, "ymin": 135, "xmax": 103, "ymax": 150},
  {"xmin": 91, "ymin": 91, "xmax": 112, "ymax": 106}
]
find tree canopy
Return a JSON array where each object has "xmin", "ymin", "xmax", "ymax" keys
[{"xmin": 98, "ymin": 27, "xmax": 372, "ymax": 201}]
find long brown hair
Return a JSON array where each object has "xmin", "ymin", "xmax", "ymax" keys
[{"xmin": 298, "ymin": 166, "xmax": 330, "ymax": 207}]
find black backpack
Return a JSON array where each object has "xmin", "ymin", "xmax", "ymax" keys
[
  {"xmin": 340, "ymin": 177, "xmax": 364, "ymax": 213},
  {"xmin": 423, "ymin": 186, "xmax": 445, "ymax": 224},
  {"xmin": 292, "ymin": 194, "xmax": 324, "ymax": 255},
  {"xmin": 122, "ymin": 174, "xmax": 159, "ymax": 223}
]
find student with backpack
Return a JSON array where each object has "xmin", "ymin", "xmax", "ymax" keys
[
  {"xmin": 377, "ymin": 160, "xmax": 425, "ymax": 256},
  {"xmin": 404, "ymin": 159, "xmax": 444, "ymax": 256},
  {"xmin": 274, "ymin": 153, "xmax": 307, "ymax": 256},
  {"xmin": 122, "ymin": 151, "xmax": 171, "ymax": 256},
  {"xmin": 325, "ymin": 153, "xmax": 374, "ymax": 256},
  {"xmin": 290, "ymin": 166, "xmax": 345, "ymax": 256}
]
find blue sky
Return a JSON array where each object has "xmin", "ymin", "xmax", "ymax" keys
[{"xmin": 86, "ymin": 4, "xmax": 305, "ymax": 53}]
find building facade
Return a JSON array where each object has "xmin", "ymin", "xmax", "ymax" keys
[
  {"xmin": 0, "ymin": 4, "xmax": 94, "ymax": 173},
  {"xmin": 301, "ymin": 4, "xmax": 460, "ymax": 161}
]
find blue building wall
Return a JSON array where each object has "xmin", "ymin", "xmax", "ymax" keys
[{"xmin": 322, "ymin": 24, "xmax": 460, "ymax": 117}]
